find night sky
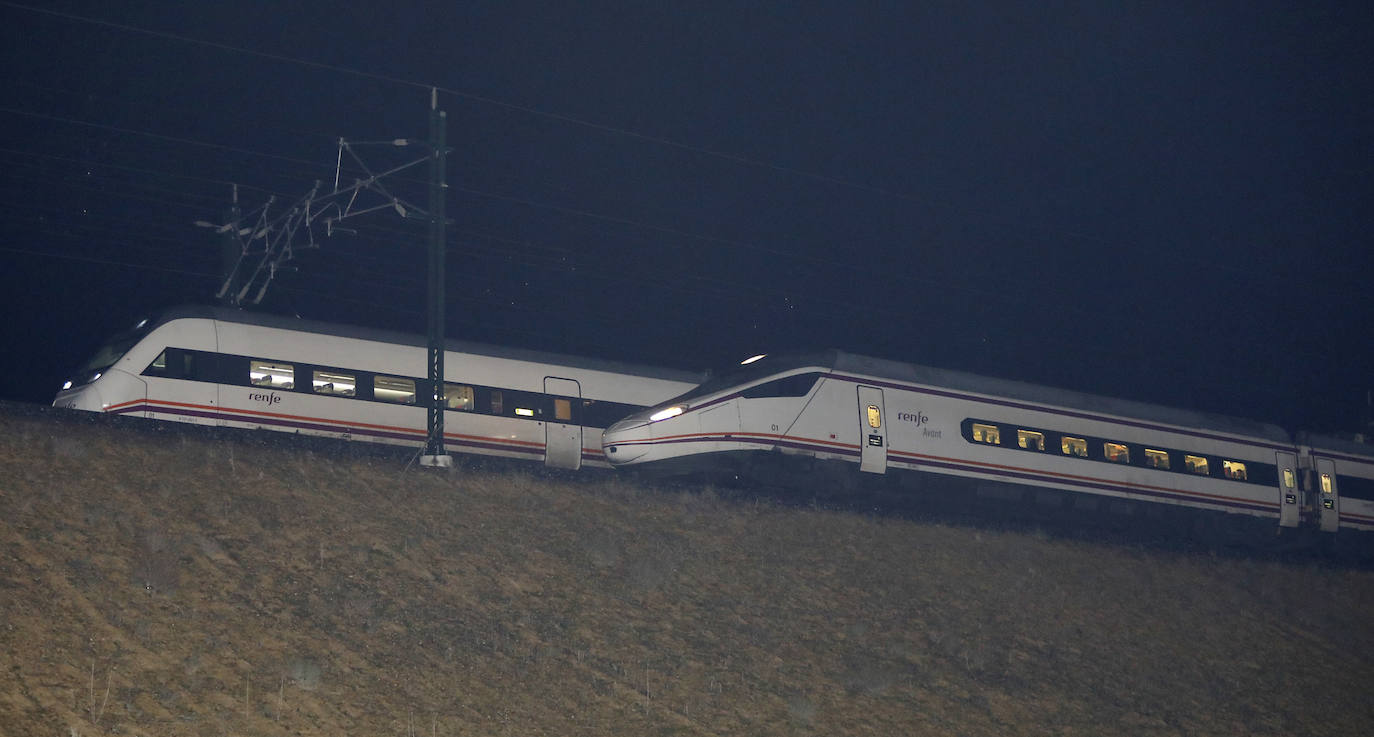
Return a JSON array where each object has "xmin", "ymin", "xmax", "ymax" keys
[{"xmin": 2, "ymin": 2, "xmax": 1370, "ymax": 436}]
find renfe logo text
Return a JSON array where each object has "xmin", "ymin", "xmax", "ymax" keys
[{"xmin": 897, "ymin": 411, "xmax": 927, "ymax": 426}]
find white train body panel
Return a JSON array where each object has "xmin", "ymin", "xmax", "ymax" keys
[
  {"xmin": 54, "ymin": 306, "xmax": 701, "ymax": 469},
  {"xmin": 605, "ymin": 351, "xmax": 1373, "ymax": 534},
  {"xmin": 135, "ymin": 317, "xmax": 220, "ymax": 425}
]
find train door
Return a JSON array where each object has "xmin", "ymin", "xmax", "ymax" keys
[
  {"xmin": 857, "ymin": 386, "xmax": 887, "ymax": 474},
  {"xmin": 544, "ymin": 377, "xmax": 582, "ymax": 470},
  {"xmin": 698, "ymin": 401, "xmax": 740, "ymax": 449},
  {"xmin": 96, "ymin": 370, "xmax": 148, "ymax": 417},
  {"xmin": 141, "ymin": 347, "xmax": 214, "ymax": 424},
  {"xmin": 1276, "ymin": 451, "xmax": 1299, "ymax": 528},
  {"xmin": 1315, "ymin": 456, "xmax": 1340, "ymax": 532}
]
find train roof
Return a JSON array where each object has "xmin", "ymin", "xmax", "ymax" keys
[
  {"xmin": 733, "ymin": 350, "xmax": 1292, "ymax": 444},
  {"xmin": 1296, "ymin": 431, "xmax": 1374, "ymax": 459},
  {"xmin": 148, "ymin": 305, "xmax": 706, "ymax": 385}
]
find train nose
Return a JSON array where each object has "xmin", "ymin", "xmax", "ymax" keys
[
  {"xmin": 602, "ymin": 418, "xmax": 652, "ymax": 466},
  {"xmin": 53, "ymin": 383, "xmax": 104, "ymax": 412}
]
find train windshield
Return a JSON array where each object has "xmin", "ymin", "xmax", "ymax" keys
[
  {"xmin": 66, "ymin": 317, "xmax": 154, "ymax": 386},
  {"xmin": 668, "ymin": 352, "xmax": 830, "ymax": 404}
]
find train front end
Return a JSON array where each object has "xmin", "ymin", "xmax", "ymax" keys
[
  {"xmin": 601, "ymin": 400, "xmax": 697, "ymax": 467},
  {"xmin": 52, "ymin": 316, "xmax": 155, "ymax": 415},
  {"xmin": 601, "ymin": 352, "xmax": 812, "ymax": 473}
]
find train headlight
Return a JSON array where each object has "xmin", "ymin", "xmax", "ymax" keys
[
  {"xmin": 649, "ymin": 405, "xmax": 685, "ymax": 422},
  {"xmin": 62, "ymin": 380, "xmax": 73, "ymax": 391}
]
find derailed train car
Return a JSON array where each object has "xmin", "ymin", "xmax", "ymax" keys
[
  {"xmin": 603, "ymin": 351, "xmax": 1374, "ymax": 537},
  {"xmin": 53, "ymin": 305, "xmax": 702, "ymax": 469}
]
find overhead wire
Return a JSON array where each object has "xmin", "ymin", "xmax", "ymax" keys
[
  {"xmin": 0, "ymin": 166, "xmax": 1138, "ymax": 358},
  {"xmin": 0, "ymin": 244, "xmax": 219, "ymax": 280},
  {"xmin": 0, "ymin": 134, "xmax": 1192, "ymax": 359},
  {"xmin": 0, "ymin": 159, "xmax": 233, "ymax": 211},
  {"xmin": 0, "ymin": 48, "xmax": 1186, "ymax": 315},
  {"xmin": 4, "ymin": 182, "xmax": 1251, "ymax": 396},
  {"xmin": 0, "ymin": 103, "xmax": 1013, "ymax": 316},
  {"xmin": 0, "ymin": 145, "xmax": 295, "ymax": 200},
  {"xmin": 0, "ymin": 0, "xmax": 1275, "ymax": 283},
  {"xmin": 0, "ymin": 106, "xmax": 321, "ymax": 168},
  {"xmin": 1, "ymin": 0, "xmax": 1332, "ymax": 378}
]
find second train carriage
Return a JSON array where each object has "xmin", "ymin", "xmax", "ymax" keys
[
  {"xmin": 603, "ymin": 351, "xmax": 1374, "ymax": 535},
  {"xmin": 53, "ymin": 305, "xmax": 703, "ymax": 469}
]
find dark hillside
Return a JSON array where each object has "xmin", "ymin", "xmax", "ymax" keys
[{"xmin": 1, "ymin": 404, "xmax": 1372, "ymax": 736}]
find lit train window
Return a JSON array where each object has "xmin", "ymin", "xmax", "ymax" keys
[
  {"xmin": 1061, "ymin": 436, "xmax": 1087, "ymax": 457},
  {"xmin": 443, "ymin": 383, "xmax": 474, "ymax": 411},
  {"xmin": 1320, "ymin": 473, "xmax": 1333, "ymax": 494},
  {"xmin": 1185, "ymin": 455, "xmax": 1209, "ymax": 475},
  {"xmin": 1144, "ymin": 449, "xmax": 1170, "ymax": 470},
  {"xmin": 375, "ymin": 375, "xmax": 416, "ymax": 404},
  {"xmin": 1104, "ymin": 442, "xmax": 1130, "ymax": 464},
  {"xmin": 1283, "ymin": 468, "xmax": 1296, "ymax": 489},
  {"xmin": 867, "ymin": 405, "xmax": 882, "ymax": 428},
  {"xmin": 1223, "ymin": 460, "xmax": 1248, "ymax": 480},
  {"xmin": 972, "ymin": 423, "xmax": 1000, "ymax": 444},
  {"xmin": 313, "ymin": 370, "xmax": 356, "ymax": 397},
  {"xmin": 554, "ymin": 398, "xmax": 573, "ymax": 421},
  {"xmin": 1017, "ymin": 430, "xmax": 1045, "ymax": 451},
  {"xmin": 250, "ymin": 360, "xmax": 295, "ymax": 389}
]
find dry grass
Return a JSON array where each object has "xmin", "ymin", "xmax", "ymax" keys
[{"xmin": 1, "ymin": 404, "xmax": 1372, "ymax": 735}]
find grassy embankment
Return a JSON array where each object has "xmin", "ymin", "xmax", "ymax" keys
[{"xmin": 1, "ymin": 404, "xmax": 1372, "ymax": 736}]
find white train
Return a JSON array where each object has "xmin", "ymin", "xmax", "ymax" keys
[
  {"xmin": 53, "ymin": 306, "xmax": 702, "ymax": 469},
  {"xmin": 603, "ymin": 351, "xmax": 1374, "ymax": 536}
]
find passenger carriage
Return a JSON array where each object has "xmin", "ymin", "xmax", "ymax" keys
[
  {"xmin": 54, "ymin": 306, "xmax": 702, "ymax": 470},
  {"xmin": 604, "ymin": 351, "xmax": 1374, "ymax": 536}
]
